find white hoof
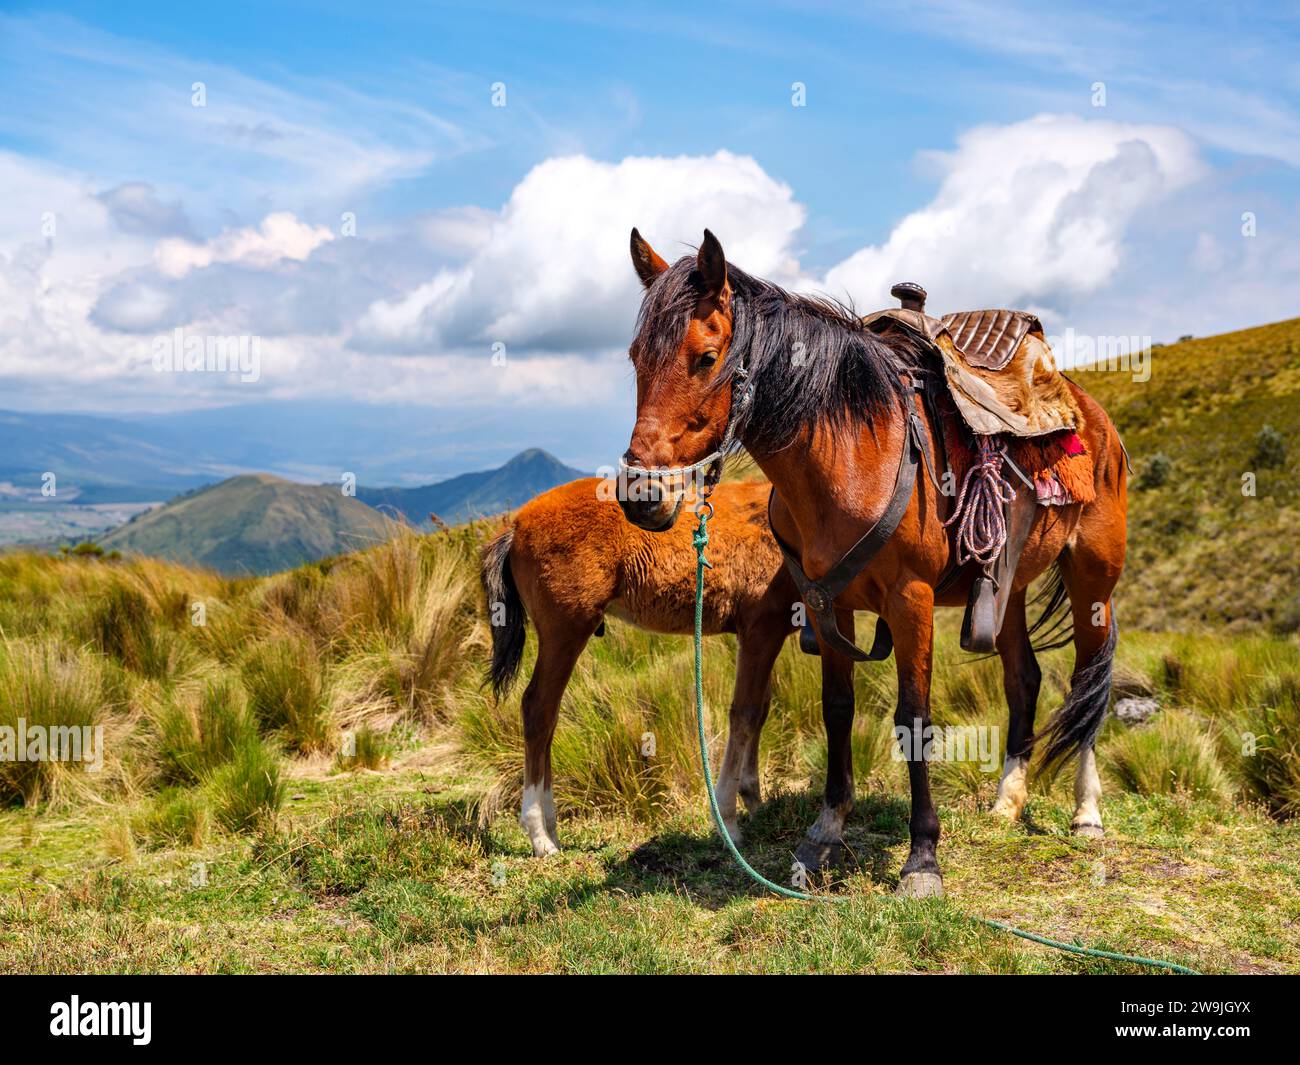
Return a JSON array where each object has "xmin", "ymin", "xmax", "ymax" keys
[
  {"xmin": 897, "ymin": 871, "xmax": 945, "ymax": 899},
  {"xmin": 530, "ymin": 835, "xmax": 560, "ymax": 857},
  {"xmin": 990, "ymin": 797, "xmax": 1023, "ymax": 821}
]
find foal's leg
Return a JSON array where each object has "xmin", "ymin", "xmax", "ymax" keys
[
  {"xmin": 991, "ymin": 590, "xmax": 1041, "ymax": 821},
  {"xmin": 520, "ymin": 627, "xmax": 589, "ymax": 856},
  {"xmin": 794, "ymin": 608, "xmax": 856, "ymax": 874},
  {"xmin": 889, "ymin": 582, "xmax": 944, "ymax": 898},
  {"xmin": 715, "ymin": 621, "xmax": 785, "ymax": 842}
]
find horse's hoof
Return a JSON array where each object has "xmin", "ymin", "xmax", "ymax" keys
[
  {"xmin": 896, "ymin": 871, "xmax": 945, "ymax": 899},
  {"xmin": 530, "ymin": 836, "xmax": 560, "ymax": 857},
  {"xmin": 793, "ymin": 837, "xmax": 841, "ymax": 874},
  {"xmin": 990, "ymin": 798, "xmax": 1023, "ymax": 822},
  {"xmin": 1071, "ymin": 821, "xmax": 1105, "ymax": 840},
  {"xmin": 720, "ymin": 821, "xmax": 744, "ymax": 846}
]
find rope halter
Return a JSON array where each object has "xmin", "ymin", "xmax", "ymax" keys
[{"xmin": 617, "ymin": 365, "xmax": 752, "ymax": 499}]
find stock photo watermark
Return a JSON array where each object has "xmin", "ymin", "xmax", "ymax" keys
[
  {"xmin": 0, "ymin": 719, "xmax": 104, "ymax": 772},
  {"xmin": 152, "ymin": 328, "xmax": 261, "ymax": 383}
]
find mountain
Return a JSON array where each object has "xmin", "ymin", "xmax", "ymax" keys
[
  {"xmin": 1, "ymin": 402, "xmax": 616, "ymax": 498},
  {"xmin": 99, "ymin": 474, "xmax": 393, "ymax": 575},
  {"xmin": 357, "ymin": 449, "xmax": 586, "ymax": 526}
]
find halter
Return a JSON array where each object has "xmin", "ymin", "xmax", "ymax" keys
[{"xmin": 617, "ymin": 363, "xmax": 753, "ymax": 498}]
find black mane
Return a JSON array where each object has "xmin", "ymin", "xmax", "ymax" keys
[{"xmin": 630, "ymin": 255, "xmax": 916, "ymax": 455}]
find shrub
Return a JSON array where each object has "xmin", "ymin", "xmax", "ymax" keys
[
  {"xmin": 1250, "ymin": 424, "xmax": 1286, "ymax": 470},
  {"xmin": 1136, "ymin": 452, "xmax": 1173, "ymax": 490}
]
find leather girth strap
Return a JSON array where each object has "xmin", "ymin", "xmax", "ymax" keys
[{"xmin": 768, "ymin": 379, "xmax": 936, "ymax": 663}]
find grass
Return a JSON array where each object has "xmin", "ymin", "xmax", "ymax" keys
[{"xmin": 0, "ymin": 382, "xmax": 1297, "ymax": 970}]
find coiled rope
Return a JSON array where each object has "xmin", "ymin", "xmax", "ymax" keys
[{"xmin": 943, "ymin": 434, "xmax": 1017, "ymax": 566}]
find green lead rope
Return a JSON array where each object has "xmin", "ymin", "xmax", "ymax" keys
[{"xmin": 690, "ymin": 506, "xmax": 1198, "ymax": 974}]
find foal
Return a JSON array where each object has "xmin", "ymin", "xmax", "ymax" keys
[{"xmin": 481, "ymin": 477, "xmax": 796, "ymax": 856}]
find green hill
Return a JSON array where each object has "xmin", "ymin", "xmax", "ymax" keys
[
  {"xmin": 99, "ymin": 473, "xmax": 393, "ymax": 575},
  {"xmin": 1076, "ymin": 317, "xmax": 1299, "ymax": 633}
]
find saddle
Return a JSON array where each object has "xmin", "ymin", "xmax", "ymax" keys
[
  {"xmin": 860, "ymin": 285, "xmax": 1082, "ymax": 438},
  {"xmin": 787, "ymin": 283, "xmax": 1088, "ymax": 660}
]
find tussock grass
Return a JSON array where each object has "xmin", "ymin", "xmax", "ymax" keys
[
  {"xmin": 149, "ymin": 677, "xmax": 260, "ymax": 785},
  {"xmin": 206, "ymin": 739, "xmax": 284, "ymax": 832},
  {"xmin": 241, "ymin": 635, "xmax": 332, "ymax": 754},
  {"xmin": 1, "ymin": 514, "xmax": 1298, "ymax": 849},
  {"xmin": 1103, "ymin": 711, "xmax": 1235, "ymax": 803},
  {"xmin": 0, "ymin": 638, "xmax": 120, "ymax": 806},
  {"xmin": 336, "ymin": 726, "xmax": 390, "ymax": 772},
  {"xmin": 132, "ymin": 787, "xmax": 210, "ymax": 849}
]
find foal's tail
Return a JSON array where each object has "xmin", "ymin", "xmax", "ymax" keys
[
  {"xmin": 1036, "ymin": 612, "xmax": 1118, "ymax": 771},
  {"xmin": 481, "ymin": 526, "xmax": 527, "ymax": 700}
]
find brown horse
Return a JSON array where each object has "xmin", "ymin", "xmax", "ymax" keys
[
  {"xmin": 481, "ymin": 477, "xmax": 797, "ymax": 856},
  {"xmin": 618, "ymin": 229, "xmax": 1128, "ymax": 897}
]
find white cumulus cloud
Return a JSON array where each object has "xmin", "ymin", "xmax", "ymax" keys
[
  {"xmin": 819, "ymin": 114, "xmax": 1204, "ymax": 316},
  {"xmin": 155, "ymin": 213, "xmax": 335, "ymax": 278},
  {"xmin": 351, "ymin": 150, "xmax": 806, "ymax": 355}
]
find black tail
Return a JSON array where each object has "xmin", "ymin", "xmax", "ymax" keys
[
  {"xmin": 481, "ymin": 527, "xmax": 526, "ymax": 700},
  {"xmin": 1036, "ymin": 613, "xmax": 1117, "ymax": 771},
  {"xmin": 1026, "ymin": 560, "xmax": 1073, "ymax": 653}
]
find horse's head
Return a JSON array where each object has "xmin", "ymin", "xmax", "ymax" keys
[{"xmin": 619, "ymin": 227, "xmax": 739, "ymax": 531}]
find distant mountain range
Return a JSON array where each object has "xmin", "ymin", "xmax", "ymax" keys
[
  {"xmin": 0, "ymin": 402, "xmax": 613, "ymax": 500},
  {"xmin": 357, "ymin": 449, "xmax": 585, "ymax": 527},
  {"xmin": 95, "ymin": 449, "xmax": 585, "ymax": 574}
]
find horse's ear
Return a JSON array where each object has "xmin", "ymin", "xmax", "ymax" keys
[
  {"xmin": 630, "ymin": 228, "xmax": 669, "ymax": 288},
  {"xmin": 697, "ymin": 229, "xmax": 727, "ymax": 299}
]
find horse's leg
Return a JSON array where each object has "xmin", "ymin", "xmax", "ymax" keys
[
  {"xmin": 1055, "ymin": 570, "xmax": 1117, "ymax": 839},
  {"xmin": 890, "ymin": 581, "xmax": 944, "ymax": 898},
  {"xmin": 520, "ymin": 626, "xmax": 589, "ymax": 856},
  {"xmin": 715, "ymin": 621, "xmax": 785, "ymax": 841},
  {"xmin": 794, "ymin": 608, "xmax": 856, "ymax": 874},
  {"xmin": 991, "ymin": 589, "xmax": 1040, "ymax": 821}
]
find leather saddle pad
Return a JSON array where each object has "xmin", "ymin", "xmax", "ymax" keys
[{"xmin": 861, "ymin": 307, "xmax": 1082, "ymax": 438}]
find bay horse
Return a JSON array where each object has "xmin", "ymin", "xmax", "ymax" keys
[
  {"xmin": 481, "ymin": 477, "xmax": 797, "ymax": 856},
  {"xmin": 618, "ymin": 229, "xmax": 1127, "ymax": 897}
]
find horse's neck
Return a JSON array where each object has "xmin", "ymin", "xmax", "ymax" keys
[{"xmin": 750, "ymin": 416, "xmax": 906, "ymax": 566}]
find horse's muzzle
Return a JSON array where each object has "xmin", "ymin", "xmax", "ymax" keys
[{"xmin": 618, "ymin": 492, "xmax": 683, "ymax": 532}]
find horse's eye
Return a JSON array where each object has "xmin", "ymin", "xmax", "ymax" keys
[{"xmin": 698, "ymin": 352, "xmax": 718, "ymax": 371}]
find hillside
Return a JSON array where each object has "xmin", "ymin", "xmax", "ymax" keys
[
  {"xmin": 99, "ymin": 474, "xmax": 392, "ymax": 574},
  {"xmin": 1075, "ymin": 318, "xmax": 1300, "ymax": 633},
  {"xmin": 357, "ymin": 448, "xmax": 585, "ymax": 526}
]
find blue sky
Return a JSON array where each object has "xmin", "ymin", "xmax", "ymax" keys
[{"xmin": 1, "ymin": 1, "xmax": 1297, "ymax": 476}]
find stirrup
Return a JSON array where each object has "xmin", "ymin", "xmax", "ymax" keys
[{"xmin": 961, "ymin": 575, "xmax": 998, "ymax": 653}]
